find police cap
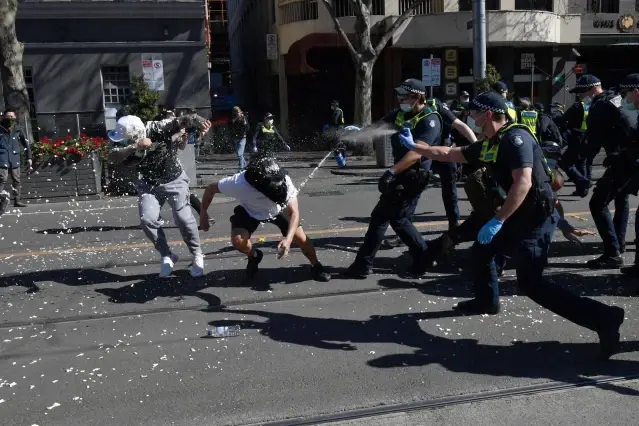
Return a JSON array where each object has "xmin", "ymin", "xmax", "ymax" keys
[
  {"xmin": 569, "ymin": 74, "xmax": 601, "ymax": 94},
  {"xmin": 394, "ymin": 78, "xmax": 426, "ymax": 96},
  {"xmin": 619, "ymin": 73, "xmax": 639, "ymax": 90},
  {"xmin": 469, "ymin": 92, "xmax": 508, "ymax": 115},
  {"xmin": 493, "ymin": 81, "xmax": 508, "ymax": 93}
]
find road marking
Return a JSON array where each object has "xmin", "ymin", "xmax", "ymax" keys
[
  {"xmin": 0, "ymin": 210, "xmax": 595, "ymax": 260},
  {"xmin": 1, "ymin": 205, "xmax": 137, "ymax": 216}
]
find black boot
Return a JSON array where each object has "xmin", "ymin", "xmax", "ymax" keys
[{"xmin": 14, "ymin": 196, "xmax": 27, "ymax": 208}]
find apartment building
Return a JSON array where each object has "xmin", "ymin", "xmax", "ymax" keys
[
  {"xmin": 230, "ymin": 0, "xmax": 638, "ymax": 140},
  {"xmin": 0, "ymin": 0, "xmax": 210, "ymax": 137},
  {"xmin": 209, "ymin": 0, "xmax": 236, "ymax": 113}
]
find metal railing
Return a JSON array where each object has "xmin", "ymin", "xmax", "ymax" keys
[
  {"xmin": 279, "ymin": 0, "xmax": 319, "ymax": 24},
  {"xmin": 333, "ymin": 0, "xmax": 385, "ymax": 17},
  {"xmin": 399, "ymin": 0, "xmax": 444, "ymax": 15}
]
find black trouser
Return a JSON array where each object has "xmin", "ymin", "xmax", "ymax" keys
[
  {"xmin": 589, "ymin": 166, "xmax": 630, "ymax": 256},
  {"xmin": 353, "ymin": 193, "xmax": 426, "ymax": 270},
  {"xmin": 0, "ymin": 167, "xmax": 21, "ymax": 199}
]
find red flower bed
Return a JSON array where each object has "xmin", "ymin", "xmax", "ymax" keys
[{"xmin": 32, "ymin": 134, "xmax": 109, "ymax": 161}]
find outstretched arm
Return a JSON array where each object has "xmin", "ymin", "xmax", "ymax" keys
[{"xmin": 200, "ymin": 182, "xmax": 220, "ymax": 231}]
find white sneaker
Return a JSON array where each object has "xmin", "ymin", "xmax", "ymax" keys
[
  {"xmin": 159, "ymin": 253, "xmax": 179, "ymax": 278},
  {"xmin": 191, "ymin": 254, "xmax": 204, "ymax": 277}
]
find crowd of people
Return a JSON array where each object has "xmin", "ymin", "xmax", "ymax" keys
[{"xmin": 1, "ymin": 71, "xmax": 638, "ymax": 362}]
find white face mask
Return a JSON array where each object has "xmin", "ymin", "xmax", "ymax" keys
[
  {"xmin": 266, "ymin": 119, "xmax": 274, "ymax": 126},
  {"xmin": 400, "ymin": 104, "xmax": 413, "ymax": 112},
  {"xmin": 581, "ymin": 95, "xmax": 592, "ymax": 106},
  {"xmin": 467, "ymin": 116, "xmax": 484, "ymax": 134}
]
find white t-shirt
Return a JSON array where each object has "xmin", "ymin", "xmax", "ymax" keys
[{"xmin": 217, "ymin": 172, "xmax": 298, "ymax": 221}]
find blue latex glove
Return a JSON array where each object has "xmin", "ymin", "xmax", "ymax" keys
[
  {"xmin": 284, "ymin": 144, "xmax": 291, "ymax": 152},
  {"xmin": 478, "ymin": 217, "xmax": 504, "ymax": 245},
  {"xmin": 399, "ymin": 127, "xmax": 416, "ymax": 150},
  {"xmin": 252, "ymin": 145, "xmax": 258, "ymax": 153},
  {"xmin": 322, "ymin": 124, "xmax": 329, "ymax": 132}
]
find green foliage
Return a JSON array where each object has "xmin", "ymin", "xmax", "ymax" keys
[
  {"xmin": 124, "ymin": 74, "xmax": 160, "ymax": 122},
  {"xmin": 474, "ymin": 64, "xmax": 502, "ymax": 94}
]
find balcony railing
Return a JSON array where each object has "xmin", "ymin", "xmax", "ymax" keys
[
  {"xmin": 333, "ymin": 0, "xmax": 385, "ymax": 17},
  {"xmin": 280, "ymin": 0, "xmax": 319, "ymax": 25},
  {"xmin": 399, "ymin": 0, "xmax": 445, "ymax": 15}
]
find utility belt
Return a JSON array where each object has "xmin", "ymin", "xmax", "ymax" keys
[{"xmin": 388, "ymin": 161, "xmax": 431, "ymax": 200}]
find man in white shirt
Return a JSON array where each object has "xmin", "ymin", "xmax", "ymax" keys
[{"xmin": 199, "ymin": 156, "xmax": 331, "ymax": 283}]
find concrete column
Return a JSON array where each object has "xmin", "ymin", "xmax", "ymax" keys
[
  {"xmin": 384, "ymin": 0, "xmax": 399, "ymax": 15},
  {"xmin": 277, "ymin": 54, "xmax": 290, "ymax": 139},
  {"xmin": 500, "ymin": 0, "xmax": 515, "ymax": 10},
  {"xmin": 443, "ymin": 0, "xmax": 459, "ymax": 12}
]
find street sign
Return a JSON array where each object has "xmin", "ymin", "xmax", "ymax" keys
[
  {"xmin": 266, "ymin": 34, "xmax": 278, "ymax": 60},
  {"xmin": 520, "ymin": 53, "xmax": 535, "ymax": 70},
  {"xmin": 422, "ymin": 58, "xmax": 441, "ymax": 87},
  {"xmin": 141, "ymin": 54, "xmax": 165, "ymax": 91}
]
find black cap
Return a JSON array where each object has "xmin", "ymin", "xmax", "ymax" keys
[
  {"xmin": 493, "ymin": 81, "xmax": 508, "ymax": 93},
  {"xmin": 394, "ymin": 78, "xmax": 426, "ymax": 96},
  {"xmin": 264, "ymin": 112, "xmax": 274, "ymax": 120},
  {"xmin": 619, "ymin": 73, "xmax": 639, "ymax": 90},
  {"xmin": 533, "ymin": 103, "xmax": 544, "ymax": 111},
  {"xmin": 461, "ymin": 91, "xmax": 470, "ymax": 97},
  {"xmin": 469, "ymin": 92, "xmax": 508, "ymax": 115},
  {"xmin": 569, "ymin": 74, "xmax": 601, "ymax": 94}
]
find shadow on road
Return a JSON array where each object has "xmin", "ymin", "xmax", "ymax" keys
[{"xmin": 207, "ymin": 307, "xmax": 639, "ymax": 397}]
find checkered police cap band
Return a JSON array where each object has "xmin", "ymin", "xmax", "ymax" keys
[
  {"xmin": 471, "ymin": 98, "xmax": 506, "ymax": 114},
  {"xmin": 619, "ymin": 83, "xmax": 639, "ymax": 89},
  {"xmin": 573, "ymin": 82, "xmax": 601, "ymax": 89},
  {"xmin": 400, "ymin": 83, "xmax": 425, "ymax": 95}
]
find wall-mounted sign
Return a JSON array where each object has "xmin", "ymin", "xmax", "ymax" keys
[
  {"xmin": 444, "ymin": 65, "xmax": 458, "ymax": 80},
  {"xmin": 445, "ymin": 83, "xmax": 457, "ymax": 96},
  {"xmin": 444, "ymin": 49, "xmax": 457, "ymax": 62},
  {"xmin": 266, "ymin": 34, "xmax": 278, "ymax": 60},
  {"xmin": 520, "ymin": 53, "xmax": 535, "ymax": 70},
  {"xmin": 141, "ymin": 54, "xmax": 164, "ymax": 91},
  {"xmin": 422, "ymin": 58, "xmax": 441, "ymax": 87},
  {"xmin": 618, "ymin": 15, "xmax": 636, "ymax": 32}
]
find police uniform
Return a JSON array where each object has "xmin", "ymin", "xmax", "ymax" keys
[
  {"xmin": 251, "ymin": 114, "xmax": 290, "ymax": 155},
  {"xmin": 493, "ymin": 82, "xmax": 518, "ymax": 122},
  {"xmin": 345, "ymin": 79, "xmax": 437, "ymax": 277},
  {"xmin": 558, "ymin": 99, "xmax": 590, "ymax": 196},
  {"xmin": 572, "ymin": 75, "xmax": 635, "ymax": 268},
  {"xmin": 0, "ymin": 119, "xmax": 31, "ymax": 207},
  {"xmin": 424, "ymin": 98, "xmax": 461, "ymax": 228},
  {"xmin": 454, "ymin": 92, "xmax": 624, "ymax": 359}
]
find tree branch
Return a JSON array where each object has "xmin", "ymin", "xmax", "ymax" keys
[
  {"xmin": 319, "ymin": 0, "xmax": 359, "ymax": 61},
  {"xmin": 374, "ymin": 0, "xmax": 425, "ymax": 56}
]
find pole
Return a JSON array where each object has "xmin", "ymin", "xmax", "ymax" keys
[
  {"xmin": 429, "ymin": 53, "xmax": 434, "ymax": 98},
  {"xmin": 76, "ymin": 113, "xmax": 81, "ymax": 138},
  {"xmin": 530, "ymin": 62, "xmax": 534, "ymax": 104},
  {"xmin": 473, "ymin": 0, "xmax": 487, "ymax": 87}
]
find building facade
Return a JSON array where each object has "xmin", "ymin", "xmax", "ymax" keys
[
  {"xmin": 0, "ymin": 0, "xmax": 210, "ymax": 139},
  {"xmin": 208, "ymin": 0, "xmax": 235, "ymax": 113},
  {"xmin": 230, "ymin": 0, "xmax": 639, "ymax": 141}
]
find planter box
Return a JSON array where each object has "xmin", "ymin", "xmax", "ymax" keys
[{"xmin": 21, "ymin": 152, "xmax": 102, "ymax": 203}]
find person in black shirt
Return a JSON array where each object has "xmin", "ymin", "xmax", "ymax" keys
[
  {"xmin": 399, "ymin": 91, "xmax": 625, "ymax": 360},
  {"xmin": 230, "ymin": 106, "xmax": 250, "ymax": 171},
  {"xmin": 344, "ymin": 78, "xmax": 438, "ymax": 278}
]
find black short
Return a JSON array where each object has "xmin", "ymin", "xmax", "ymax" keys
[{"xmin": 230, "ymin": 205, "xmax": 289, "ymax": 237}]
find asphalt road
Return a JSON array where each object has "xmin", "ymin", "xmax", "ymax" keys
[{"xmin": 1, "ymin": 158, "xmax": 638, "ymax": 426}]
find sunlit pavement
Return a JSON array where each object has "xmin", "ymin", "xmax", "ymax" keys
[{"xmin": 1, "ymin": 156, "xmax": 638, "ymax": 425}]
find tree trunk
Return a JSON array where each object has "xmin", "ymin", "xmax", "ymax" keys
[
  {"xmin": 353, "ymin": 59, "xmax": 375, "ymax": 127},
  {"xmin": 0, "ymin": 0, "xmax": 30, "ymax": 117}
]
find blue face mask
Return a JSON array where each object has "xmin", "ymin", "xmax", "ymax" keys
[
  {"xmin": 624, "ymin": 96, "xmax": 637, "ymax": 111},
  {"xmin": 467, "ymin": 116, "xmax": 483, "ymax": 134}
]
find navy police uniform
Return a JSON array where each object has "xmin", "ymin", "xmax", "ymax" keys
[
  {"xmin": 0, "ymin": 118, "xmax": 31, "ymax": 206},
  {"xmin": 458, "ymin": 92, "xmax": 624, "ymax": 359},
  {"xmin": 571, "ymin": 75, "xmax": 635, "ymax": 268},
  {"xmin": 558, "ymin": 99, "xmax": 590, "ymax": 195},
  {"xmin": 345, "ymin": 79, "xmax": 437, "ymax": 277},
  {"xmin": 251, "ymin": 114, "xmax": 290, "ymax": 156},
  {"xmin": 424, "ymin": 98, "xmax": 460, "ymax": 228}
]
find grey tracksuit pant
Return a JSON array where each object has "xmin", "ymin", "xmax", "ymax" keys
[{"xmin": 137, "ymin": 172, "xmax": 202, "ymax": 258}]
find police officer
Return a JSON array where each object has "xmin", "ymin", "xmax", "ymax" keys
[
  {"xmin": 493, "ymin": 82, "xmax": 518, "ymax": 122},
  {"xmin": 559, "ymin": 86, "xmax": 591, "ymax": 197},
  {"xmin": 324, "ymin": 100, "xmax": 347, "ymax": 162},
  {"xmin": 573, "ymin": 75, "xmax": 633, "ymax": 268},
  {"xmin": 344, "ymin": 78, "xmax": 438, "ymax": 278},
  {"xmin": 251, "ymin": 113, "xmax": 290, "ymax": 155},
  {"xmin": 400, "ymin": 91, "xmax": 625, "ymax": 360},
  {"xmin": 0, "ymin": 109, "xmax": 31, "ymax": 207},
  {"xmin": 517, "ymin": 98, "xmax": 539, "ymax": 137},
  {"xmin": 614, "ymin": 73, "xmax": 639, "ymax": 277}
]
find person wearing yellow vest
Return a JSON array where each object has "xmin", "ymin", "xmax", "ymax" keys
[
  {"xmin": 343, "ymin": 78, "xmax": 440, "ymax": 278},
  {"xmin": 251, "ymin": 112, "xmax": 290, "ymax": 156},
  {"xmin": 493, "ymin": 81, "xmax": 517, "ymax": 122},
  {"xmin": 399, "ymin": 91, "xmax": 625, "ymax": 360},
  {"xmin": 558, "ymin": 97, "xmax": 590, "ymax": 196},
  {"xmin": 517, "ymin": 98, "xmax": 539, "ymax": 137}
]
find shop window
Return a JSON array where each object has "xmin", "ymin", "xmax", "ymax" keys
[
  {"xmin": 459, "ymin": 0, "xmax": 500, "ymax": 11},
  {"xmin": 514, "ymin": 0, "xmax": 553, "ymax": 11},
  {"xmin": 587, "ymin": 0, "xmax": 619, "ymax": 13}
]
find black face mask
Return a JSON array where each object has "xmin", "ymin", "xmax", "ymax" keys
[{"xmin": 1, "ymin": 118, "xmax": 16, "ymax": 130}]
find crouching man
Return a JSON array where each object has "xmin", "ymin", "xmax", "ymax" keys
[
  {"xmin": 199, "ymin": 156, "xmax": 331, "ymax": 283},
  {"xmin": 108, "ymin": 115, "xmax": 204, "ymax": 278}
]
